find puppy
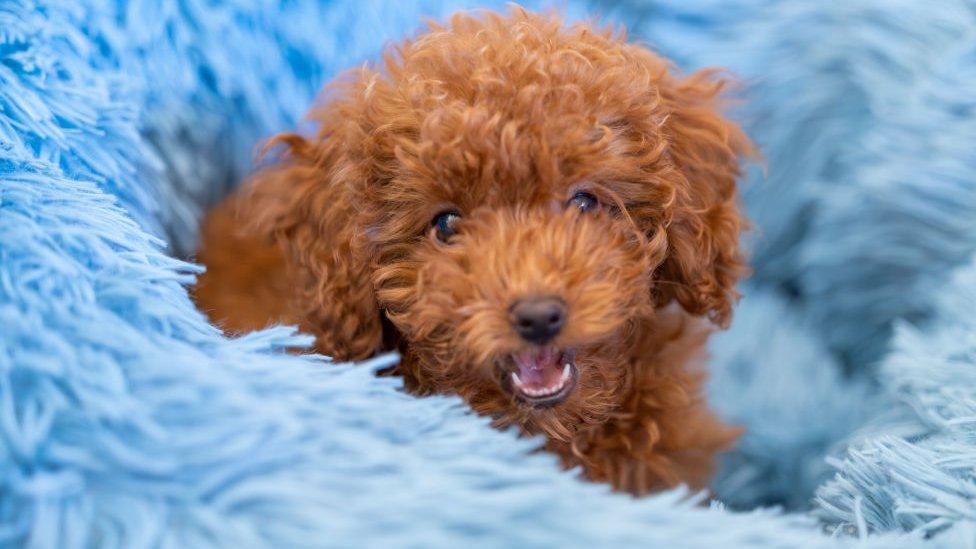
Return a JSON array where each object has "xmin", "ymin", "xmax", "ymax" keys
[{"xmin": 195, "ymin": 8, "xmax": 752, "ymax": 495}]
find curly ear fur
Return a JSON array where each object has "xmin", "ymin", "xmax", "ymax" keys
[
  {"xmin": 653, "ymin": 70, "xmax": 753, "ymax": 327},
  {"xmin": 242, "ymin": 75, "xmax": 388, "ymax": 360}
]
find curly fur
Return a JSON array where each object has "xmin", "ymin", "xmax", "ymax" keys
[{"xmin": 194, "ymin": 8, "xmax": 752, "ymax": 495}]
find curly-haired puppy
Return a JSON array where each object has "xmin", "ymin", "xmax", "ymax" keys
[{"xmin": 195, "ymin": 8, "xmax": 753, "ymax": 495}]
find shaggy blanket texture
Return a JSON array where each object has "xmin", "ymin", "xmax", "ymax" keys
[{"xmin": 2, "ymin": 0, "xmax": 975, "ymax": 546}]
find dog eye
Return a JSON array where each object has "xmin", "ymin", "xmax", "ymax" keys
[
  {"xmin": 568, "ymin": 191, "xmax": 599, "ymax": 213},
  {"xmin": 431, "ymin": 210, "xmax": 461, "ymax": 243}
]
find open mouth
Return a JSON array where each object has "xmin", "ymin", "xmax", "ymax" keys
[{"xmin": 503, "ymin": 346, "xmax": 578, "ymax": 408}]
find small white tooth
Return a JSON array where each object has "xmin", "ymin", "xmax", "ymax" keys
[
  {"xmin": 561, "ymin": 364, "xmax": 571, "ymax": 380},
  {"xmin": 511, "ymin": 372, "xmax": 522, "ymax": 387}
]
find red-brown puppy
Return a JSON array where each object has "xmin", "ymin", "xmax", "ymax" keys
[{"xmin": 195, "ymin": 8, "xmax": 752, "ymax": 495}]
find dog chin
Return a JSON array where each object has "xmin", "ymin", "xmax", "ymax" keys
[{"xmin": 500, "ymin": 346, "xmax": 579, "ymax": 408}]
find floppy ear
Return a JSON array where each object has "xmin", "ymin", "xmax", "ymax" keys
[
  {"xmin": 653, "ymin": 69, "xmax": 753, "ymax": 327},
  {"xmin": 242, "ymin": 93, "xmax": 386, "ymax": 360}
]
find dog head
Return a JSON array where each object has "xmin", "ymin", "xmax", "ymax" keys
[{"xmin": 247, "ymin": 9, "xmax": 751, "ymax": 439}]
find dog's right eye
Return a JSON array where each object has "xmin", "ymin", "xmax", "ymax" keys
[{"xmin": 431, "ymin": 210, "xmax": 461, "ymax": 243}]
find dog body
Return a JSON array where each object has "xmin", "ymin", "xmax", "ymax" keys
[{"xmin": 195, "ymin": 9, "xmax": 751, "ymax": 494}]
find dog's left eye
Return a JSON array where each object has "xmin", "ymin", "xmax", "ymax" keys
[
  {"xmin": 432, "ymin": 210, "xmax": 461, "ymax": 243},
  {"xmin": 568, "ymin": 191, "xmax": 599, "ymax": 213}
]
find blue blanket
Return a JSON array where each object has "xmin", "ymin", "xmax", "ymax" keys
[{"xmin": 3, "ymin": 0, "xmax": 975, "ymax": 546}]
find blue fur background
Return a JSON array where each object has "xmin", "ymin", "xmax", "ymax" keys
[{"xmin": 3, "ymin": 0, "xmax": 976, "ymax": 546}]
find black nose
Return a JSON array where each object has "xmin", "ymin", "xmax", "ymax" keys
[{"xmin": 510, "ymin": 297, "xmax": 566, "ymax": 344}]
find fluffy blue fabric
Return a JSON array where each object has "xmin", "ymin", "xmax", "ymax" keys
[
  {"xmin": 816, "ymin": 256, "xmax": 976, "ymax": 539},
  {"xmin": 617, "ymin": 0, "xmax": 976, "ymax": 368},
  {"xmin": 706, "ymin": 285, "xmax": 883, "ymax": 511},
  {"xmin": 2, "ymin": 0, "xmax": 975, "ymax": 546}
]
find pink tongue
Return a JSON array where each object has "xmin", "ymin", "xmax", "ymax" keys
[{"xmin": 514, "ymin": 348, "xmax": 562, "ymax": 389}]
